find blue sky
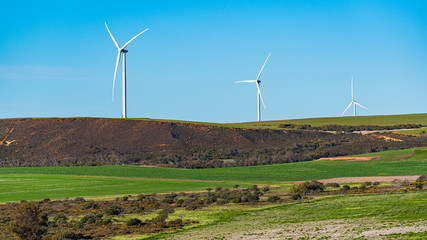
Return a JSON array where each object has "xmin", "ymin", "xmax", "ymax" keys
[{"xmin": 1, "ymin": 0, "xmax": 426, "ymax": 123}]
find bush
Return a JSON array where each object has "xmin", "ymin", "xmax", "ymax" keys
[
  {"xmin": 57, "ymin": 231, "xmax": 86, "ymax": 240},
  {"xmin": 291, "ymin": 180, "xmax": 324, "ymax": 195},
  {"xmin": 10, "ymin": 202, "xmax": 47, "ymax": 240},
  {"xmin": 82, "ymin": 201, "xmax": 99, "ymax": 210},
  {"xmin": 104, "ymin": 205, "xmax": 123, "ymax": 216},
  {"xmin": 340, "ymin": 185, "xmax": 350, "ymax": 192},
  {"xmin": 53, "ymin": 213, "xmax": 68, "ymax": 224},
  {"xmin": 361, "ymin": 181, "xmax": 372, "ymax": 188},
  {"xmin": 325, "ymin": 183, "xmax": 340, "ymax": 188},
  {"xmin": 73, "ymin": 197, "xmax": 85, "ymax": 202},
  {"xmin": 185, "ymin": 202, "xmax": 201, "ymax": 211},
  {"xmin": 267, "ymin": 196, "xmax": 280, "ymax": 202},
  {"xmin": 153, "ymin": 213, "xmax": 168, "ymax": 223},
  {"xmin": 373, "ymin": 182, "xmax": 380, "ymax": 186},
  {"xmin": 415, "ymin": 183, "xmax": 423, "ymax": 190},
  {"xmin": 126, "ymin": 218, "xmax": 142, "ymax": 226},
  {"xmin": 416, "ymin": 175, "xmax": 427, "ymax": 182},
  {"xmin": 291, "ymin": 193, "xmax": 302, "ymax": 200},
  {"xmin": 262, "ymin": 186, "xmax": 270, "ymax": 193}
]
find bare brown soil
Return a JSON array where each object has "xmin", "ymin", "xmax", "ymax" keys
[
  {"xmin": 315, "ymin": 156, "xmax": 379, "ymax": 161},
  {"xmin": 319, "ymin": 175, "xmax": 419, "ymax": 184}
]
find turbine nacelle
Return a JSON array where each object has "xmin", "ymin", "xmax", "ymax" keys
[{"xmin": 121, "ymin": 49, "xmax": 128, "ymax": 53}]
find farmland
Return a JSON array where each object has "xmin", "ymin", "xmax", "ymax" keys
[
  {"xmin": 0, "ymin": 148, "xmax": 425, "ymax": 202},
  {"xmin": 0, "ymin": 115, "xmax": 426, "ymax": 239}
]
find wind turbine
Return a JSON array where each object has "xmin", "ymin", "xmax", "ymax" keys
[
  {"xmin": 341, "ymin": 77, "xmax": 368, "ymax": 117},
  {"xmin": 105, "ymin": 22, "xmax": 148, "ymax": 118},
  {"xmin": 236, "ymin": 52, "xmax": 271, "ymax": 122}
]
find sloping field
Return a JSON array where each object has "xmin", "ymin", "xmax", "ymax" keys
[
  {"xmin": 0, "ymin": 148, "xmax": 425, "ymax": 202},
  {"xmin": 0, "ymin": 148, "xmax": 425, "ymax": 182},
  {"xmin": 226, "ymin": 113, "xmax": 427, "ymax": 129}
]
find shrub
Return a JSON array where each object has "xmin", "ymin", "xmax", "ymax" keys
[
  {"xmin": 373, "ymin": 182, "xmax": 380, "ymax": 186},
  {"xmin": 291, "ymin": 180, "xmax": 324, "ymax": 195},
  {"xmin": 53, "ymin": 213, "xmax": 68, "ymax": 224},
  {"xmin": 82, "ymin": 201, "xmax": 99, "ymax": 210},
  {"xmin": 80, "ymin": 215, "xmax": 96, "ymax": 224},
  {"xmin": 262, "ymin": 186, "xmax": 270, "ymax": 193},
  {"xmin": 325, "ymin": 183, "xmax": 340, "ymax": 188},
  {"xmin": 10, "ymin": 202, "xmax": 47, "ymax": 240},
  {"xmin": 126, "ymin": 218, "xmax": 142, "ymax": 226},
  {"xmin": 57, "ymin": 231, "xmax": 86, "ymax": 240},
  {"xmin": 415, "ymin": 183, "xmax": 423, "ymax": 190},
  {"xmin": 185, "ymin": 202, "xmax": 201, "ymax": 211},
  {"xmin": 233, "ymin": 184, "xmax": 239, "ymax": 189},
  {"xmin": 361, "ymin": 181, "xmax": 372, "ymax": 188},
  {"xmin": 215, "ymin": 186, "xmax": 223, "ymax": 192},
  {"xmin": 340, "ymin": 185, "xmax": 350, "ymax": 192},
  {"xmin": 104, "ymin": 205, "xmax": 123, "ymax": 216},
  {"xmin": 416, "ymin": 175, "xmax": 427, "ymax": 182},
  {"xmin": 73, "ymin": 197, "xmax": 85, "ymax": 202},
  {"xmin": 267, "ymin": 196, "xmax": 281, "ymax": 202},
  {"xmin": 291, "ymin": 193, "xmax": 302, "ymax": 200},
  {"xmin": 153, "ymin": 213, "xmax": 168, "ymax": 223}
]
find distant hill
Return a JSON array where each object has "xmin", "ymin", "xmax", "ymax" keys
[
  {"xmin": 0, "ymin": 117, "xmax": 425, "ymax": 168},
  {"xmin": 226, "ymin": 113, "xmax": 427, "ymax": 129}
]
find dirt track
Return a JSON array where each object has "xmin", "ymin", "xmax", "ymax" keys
[{"xmin": 319, "ymin": 175, "xmax": 419, "ymax": 183}]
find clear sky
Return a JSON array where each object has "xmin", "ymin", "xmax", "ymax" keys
[{"xmin": 1, "ymin": 0, "xmax": 426, "ymax": 123}]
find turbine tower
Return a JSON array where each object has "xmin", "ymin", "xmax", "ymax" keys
[
  {"xmin": 341, "ymin": 77, "xmax": 368, "ymax": 117},
  {"xmin": 105, "ymin": 22, "xmax": 148, "ymax": 118},
  {"xmin": 236, "ymin": 52, "xmax": 271, "ymax": 122}
]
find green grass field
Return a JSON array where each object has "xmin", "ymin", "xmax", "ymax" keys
[
  {"xmin": 0, "ymin": 148, "xmax": 425, "ymax": 202},
  {"xmin": 0, "ymin": 174, "xmax": 247, "ymax": 202}
]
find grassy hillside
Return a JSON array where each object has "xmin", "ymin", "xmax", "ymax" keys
[{"xmin": 225, "ymin": 113, "xmax": 427, "ymax": 129}]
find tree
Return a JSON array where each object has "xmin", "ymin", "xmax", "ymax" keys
[{"xmin": 10, "ymin": 202, "xmax": 47, "ymax": 240}]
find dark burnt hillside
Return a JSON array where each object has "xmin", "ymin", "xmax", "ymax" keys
[{"xmin": 0, "ymin": 118, "xmax": 425, "ymax": 168}]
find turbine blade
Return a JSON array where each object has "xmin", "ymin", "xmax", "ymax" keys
[
  {"xmin": 112, "ymin": 51, "xmax": 121, "ymax": 101},
  {"xmin": 255, "ymin": 52, "xmax": 271, "ymax": 81},
  {"xmin": 122, "ymin": 28, "xmax": 149, "ymax": 49},
  {"xmin": 105, "ymin": 22, "xmax": 120, "ymax": 49},
  {"xmin": 256, "ymin": 82, "xmax": 266, "ymax": 109},
  {"xmin": 355, "ymin": 102, "xmax": 368, "ymax": 110},
  {"xmin": 235, "ymin": 80, "xmax": 257, "ymax": 83},
  {"xmin": 341, "ymin": 102, "xmax": 353, "ymax": 116}
]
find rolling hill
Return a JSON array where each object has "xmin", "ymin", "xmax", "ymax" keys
[{"xmin": 0, "ymin": 115, "xmax": 425, "ymax": 168}]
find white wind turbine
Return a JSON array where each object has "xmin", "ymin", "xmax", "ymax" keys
[
  {"xmin": 236, "ymin": 52, "xmax": 271, "ymax": 122},
  {"xmin": 341, "ymin": 77, "xmax": 368, "ymax": 117},
  {"xmin": 105, "ymin": 22, "xmax": 148, "ymax": 118}
]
